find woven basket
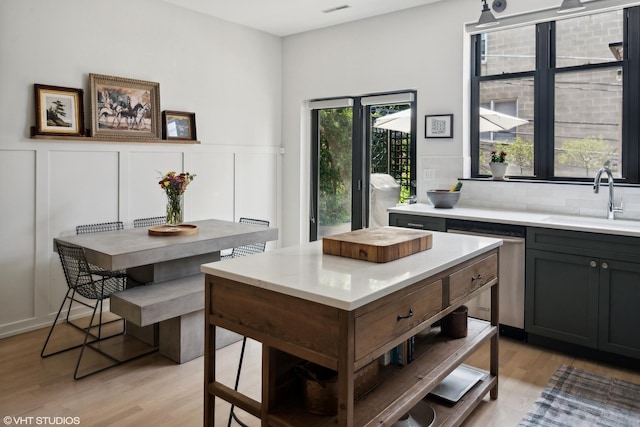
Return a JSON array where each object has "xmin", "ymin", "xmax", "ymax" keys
[{"xmin": 298, "ymin": 361, "xmax": 379, "ymax": 415}]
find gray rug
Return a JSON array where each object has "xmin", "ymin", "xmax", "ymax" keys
[{"xmin": 518, "ymin": 365, "xmax": 640, "ymax": 427}]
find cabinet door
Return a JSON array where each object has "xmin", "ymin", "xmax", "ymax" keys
[
  {"xmin": 599, "ymin": 259, "xmax": 640, "ymax": 359},
  {"xmin": 525, "ymin": 249, "xmax": 599, "ymax": 348}
]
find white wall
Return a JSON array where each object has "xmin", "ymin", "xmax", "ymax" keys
[
  {"xmin": 0, "ymin": 0, "xmax": 282, "ymax": 337},
  {"xmin": 280, "ymin": 0, "xmax": 640, "ymax": 246}
]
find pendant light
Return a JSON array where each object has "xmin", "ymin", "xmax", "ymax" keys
[
  {"xmin": 476, "ymin": 0, "xmax": 499, "ymax": 28},
  {"xmin": 558, "ymin": 0, "xmax": 585, "ymax": 13}
]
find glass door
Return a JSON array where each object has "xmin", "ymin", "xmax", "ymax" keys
[
  {"xmin": 310, "ymin": 92, "xmax": 416, "ymax": 241},
  {"xmin": 368, "ymin": 102, "xmax": 415, "ymax": 227},
  {"xmin": 315, "ymin": 106, "xmax": 353, "ymax": 239}
]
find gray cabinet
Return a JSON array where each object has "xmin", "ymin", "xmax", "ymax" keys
[
  {"xmin": 599, "ymin": 259, "xmax": 640, "ymax": 359},
  {"xmin": 526, "ymin": 227, "xmax": 640, "ymax": 359},
  {"xmin": 525, "ymin": 249, "xmax": 599, "ymax": 348}
]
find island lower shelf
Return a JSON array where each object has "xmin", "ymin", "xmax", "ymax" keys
[{"xmin": 267, "ymin": 319, "xmax": 497, "ymax": 427}]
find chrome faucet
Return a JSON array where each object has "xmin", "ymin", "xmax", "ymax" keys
[{"xmin": 593, "ymin": 164, "xmax": 623, "ymax": 220}]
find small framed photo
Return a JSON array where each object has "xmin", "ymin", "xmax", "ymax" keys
[
  {"xmin": 34, "ymin": 84, "xmax": 85, "ymax": 137},
  {"xmin": 425, "ymin": 114, "xmax": 453, "ymax": 138},
  {"xmin": 162, "ymin": 111, "xmax": 197, "ymax": 141},
  {"xmin": 89, "ymin": 73, "xmax": 161, "ymax": 140}
]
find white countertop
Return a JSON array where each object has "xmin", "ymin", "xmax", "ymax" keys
[
  {"xmin": 388, "ymin": 204, "xmax": 640, "ymax": 238},
  {"xmin": 201, "ymin": 231, "xmax": 501, "ymax": 311}
]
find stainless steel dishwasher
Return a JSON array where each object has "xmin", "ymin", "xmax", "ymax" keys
[{"xmin": 446, "ymin": 219, "xmax": 526, "ymax": 339}]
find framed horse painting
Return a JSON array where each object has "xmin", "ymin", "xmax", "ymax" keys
[
  {"xmin": 89, "ymin": 74, "xmax": 161, "ymax": 140},
  {"xmin": 34, "ymin": 84, "xmax": 85, "ymax": 137}
]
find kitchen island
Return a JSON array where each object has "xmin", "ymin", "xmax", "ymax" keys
[{"xmin": 201, "ymin": 230, "xmax": 502, "ymax": 427}]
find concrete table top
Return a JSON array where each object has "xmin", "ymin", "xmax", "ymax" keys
[{"xmin": 54, "ymin": 218, "xmax": 279, "ymax": 271}]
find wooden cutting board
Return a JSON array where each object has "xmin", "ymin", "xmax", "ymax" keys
[{"xmin": 322, "ymin": 226, "xmax": 432, "ymax": 263}]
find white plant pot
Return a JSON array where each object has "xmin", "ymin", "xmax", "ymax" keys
[{"xmin": 489, "ymin": 162, "xmax": 508, "ymax": 180}]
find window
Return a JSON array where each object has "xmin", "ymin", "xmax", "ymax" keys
[
  {"xmin": 471, "ymin": 7, "xmax": 639, "ymax": 182},
  {"xmin": 554, "ymin": 69, "xmax": 622, "ymax": 178}
]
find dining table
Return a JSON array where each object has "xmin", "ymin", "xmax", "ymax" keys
[{"xmin": 53, "ymin": 218, "xmax": 279, "ymax": 361}]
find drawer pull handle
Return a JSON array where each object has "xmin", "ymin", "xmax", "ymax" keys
[
  {"xmin": 407, "ymin": 223, "xmax": 424, "ymax": 228},
  {"xmin": 471, "ymin": 274, "xmax": 483, "ymax": 281},
  {"xmin": 397, "ymin": 308, "xmax": 414, "ymax": 321}
]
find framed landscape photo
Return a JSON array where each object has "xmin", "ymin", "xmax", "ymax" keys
[
  {"xmin": 89, "ymin": 73, "xmax": 161, "ymax": 140},
  {"xmin": 162, "ymin": 111, "xmax": 197, "ymax": 141},
  {"xmin": 425, "ymin": 114, "xmax": 453, "ymax": 138},
  {"xmin": 34, "ymin": 84, "xmax": 85, "ymax": 137}
]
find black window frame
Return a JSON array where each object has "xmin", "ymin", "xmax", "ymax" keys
[{"xmin": 471, "ymin": 6, "xmax": 640, "ymax": 183}]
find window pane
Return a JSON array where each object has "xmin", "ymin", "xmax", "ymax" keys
[
  {"xmin": 556, "ymin": 10, "xmax": 623, "ymax": 68},
  {"xmin": 318, "ymin": 108, "xmax": 352, "ymax": 237},
  {"xmin": 554, "ymin": 68, "xmax": 622, "ymax": 178},
  {"xmin": 370, "ymin": 104, "xmax": 411, "ymax": 203},
  {"xmin": 479, "ymin": 78, "xmax": 534, "ymax": 176},
  {"xmin": 480, "ymin": 25, "xmax": 535, "ymax": 76}
]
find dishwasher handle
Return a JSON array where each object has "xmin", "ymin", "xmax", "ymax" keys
[{"xmin": 447, "ymin": 229, "xmax": 525, "ymax": 244}]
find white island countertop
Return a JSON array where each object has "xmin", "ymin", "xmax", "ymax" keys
[
  {"xmin": 201, "ymin": 231, "xmax": 501, "ymax": 311},
  {"xmin": 389, "ymin": 204, "xmax": 640, "ymax": 238}
]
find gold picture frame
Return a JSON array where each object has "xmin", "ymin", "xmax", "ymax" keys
[
  {"xmin": 34, "ymin": 84, "xmax": 85, "ymax": 137},
  {"xmin": 89, "ymin": 73, "xmax": 161, "ymax": 139}
]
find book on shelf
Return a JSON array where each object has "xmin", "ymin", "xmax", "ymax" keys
[{"xmin": 391, "ymin": 336, "xmax": 415, "ymax": 366}]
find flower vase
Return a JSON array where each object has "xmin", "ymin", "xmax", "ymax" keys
[
  {"xmin": 489, "ymin": 162, "xmax": 508, "ymax": 180},
  {"xmin": 166, "ymin": 193, "xmax": 184, "ymax": 226}
]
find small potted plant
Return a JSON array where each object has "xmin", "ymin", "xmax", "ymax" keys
[{"xmin": 489, "ymin": 150, "xmax": 508, "ymax": 180}]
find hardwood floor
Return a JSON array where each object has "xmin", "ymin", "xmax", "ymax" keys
[{"xmin": 1, "ymin": 324, "xmax": 640, "ymax": 426}]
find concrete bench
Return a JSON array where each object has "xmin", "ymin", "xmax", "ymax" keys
[{"xmin": 110, "ymin": 273, "xmax": 242, "ymax": 363}]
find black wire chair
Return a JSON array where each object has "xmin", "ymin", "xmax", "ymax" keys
[
  {"xmin": 133, "ymin": 216, "xmax": 165, "ymax": 228},
  {"xmin": 220, "ymin": 217, "xmax": 270, "ymax": 261},
  {"xmin": 41, "ymin": 241, "xmax": 130, "ymax": 379},
  {"xmin": 223, "ymin": 217, "xmax": 269, "ymax": 427},
  {"xmin": 76, "ymin": 221, "xmax": 124, "ymax": 235},
  {"xmin": 75, "ymin": 221, "xmax": 127, "ymax": 279}
]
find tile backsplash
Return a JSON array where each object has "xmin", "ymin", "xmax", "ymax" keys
[
  {"xmin": 454, "ymin": 180, "xmax": 640, "ymax": 221},
  {"xmin": 418, "ymin": 156, "xmax": 640, "ymax": 221}
]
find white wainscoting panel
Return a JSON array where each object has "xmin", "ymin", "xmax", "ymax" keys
[
  {"xmin": 47, "ymin": 150, "xmax": 120, "ymax": 314},
  {"xmin": 128, "ymin": 151, "xmax": 185, "ymax": 223},
  {"xmin": 0, "ymin": 150, "xmax": 36, "ymax": 324},
  {"xmin": 235, "ymin": 151, "xmax": 279, "ymax": 248},
  {"xmin": 190, "ymin": 151, "xmax": 234, "ymax": 221}
]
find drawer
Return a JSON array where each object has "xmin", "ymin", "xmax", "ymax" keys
[
  {"xmin": 449, "ymin": 253, "xmax": 497, "ymax": 306},
  {"xmin": 389, "ymin": 213, "xmax": 446, "ymax": 232},
  {"xmin": 209, "ymin": 276, "xmax": 341, "ymax": 359},
  {"xmin": 354, "ymin": 279, "xmax": 443, "ymax": 360}
]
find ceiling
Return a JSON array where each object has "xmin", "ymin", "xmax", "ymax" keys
[{"xmin": 162, "ymin": 0, "xmax": 443, "ymax": 37}]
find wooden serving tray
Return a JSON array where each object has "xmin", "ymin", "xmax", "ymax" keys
[
  {"xmin": 322, "ymin": 226, "xmax": 432, "ymax": 263},
  {"xmin": 148, "ymin": 224, "xmax": 199, "ymax": 236}
]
